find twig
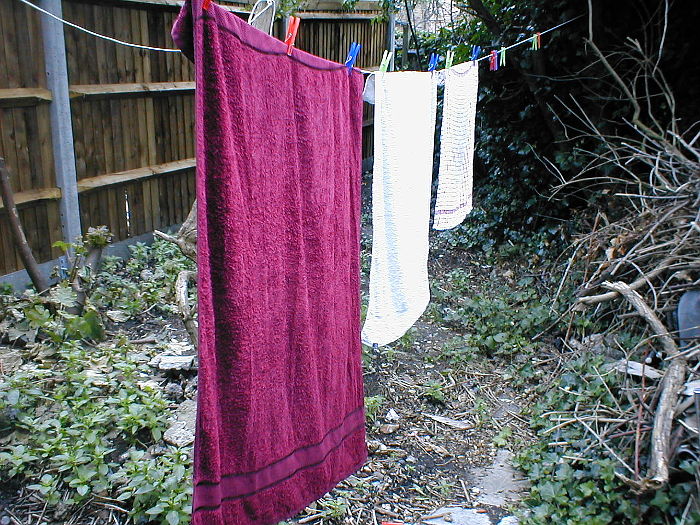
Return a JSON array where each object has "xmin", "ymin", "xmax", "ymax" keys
[{"xmin": 578, "ymin": 256, "xmax": 678, "ymax": 305}]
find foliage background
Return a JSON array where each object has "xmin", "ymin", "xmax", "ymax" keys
[{"xmin": 415, "ymin": 0, "xmax": 700, "ymax": 253}]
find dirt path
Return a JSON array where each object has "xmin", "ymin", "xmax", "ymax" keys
[{"xmin": 291, "ymin": 309, "xmax": 533, "ymax": 524}]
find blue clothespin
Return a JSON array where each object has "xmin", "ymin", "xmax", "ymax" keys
[
  {"xmin": 345, "ymin": 42, "xmax": 361, "ymax": 74},
  {"xmin": 428, "ymin": 53, "xmax": 440, "ymax": 72},
  {"xmin": 471, "ymin": 45, "xmax": 481, "ymax": 62}
]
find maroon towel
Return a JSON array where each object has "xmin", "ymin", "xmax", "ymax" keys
[{"xmin": 171, "ymin": 3, "xmax": 367, "ymax": 524}]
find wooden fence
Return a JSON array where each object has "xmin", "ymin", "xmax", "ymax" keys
[{"xmin": 0, "ymin": 0, "xmax": 387, "ymax": 278}]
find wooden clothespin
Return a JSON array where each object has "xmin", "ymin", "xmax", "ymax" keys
[
  {"xmin": 379, "ymin": 50, "xmax": 393, "ymax": 72},
  {"xmin": 345, "ymin": 42, "xmax": 361, "ymax": 74}
]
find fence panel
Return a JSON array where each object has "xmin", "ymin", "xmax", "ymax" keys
[
  {"xmin": 0, "ymin": 1, "xmax": 65, "ymax": 274},
  {"xmin": 0, "ymin": 0, "xmax": 385, "ymax": 277}
]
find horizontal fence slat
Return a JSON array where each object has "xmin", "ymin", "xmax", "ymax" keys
[
  {"xmin": 104, "ymin": 0, "xmax": 251, "ymax": 14},
  {"xmin": 0, "ymin": 187, "xmax": 62, "ymax": 210},
  {"xmin": 70, "ymin": 81, "xmax": 195, "ymax": 99},
  {"xmin": 77, "ymin": 158, "xmax": 195, "ymax": 193},
  {"xmin": 0, "ymin": 88, "xmax": 52, "ymax": 108},
  {"xmin": 298, "ymin": 12, "xmax": 380, "ymax": 20}
]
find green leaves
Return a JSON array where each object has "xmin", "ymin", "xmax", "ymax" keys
[
  {"xmin": 0, "ymin": 333, "xmax": 181, "ymax": 523},
  {"xmin": 25, "ymin": 304, "xmax": 52, "ymax": 327},
  {"xmin": 0, "ymin": 237, "xmax": 197, "ymax": 524},
  {"xmin": 50, "ymin": 284, "xmax": 78, "ymax": 308},
  {"xmin": 515, "ymin": 354, "xmax": 698, "ymax": 523},
  {"xmin": 492, "ymin": 427, "xmax": 512, "ymax": 447},
  {"xmin": 63, "ymin": 309, "xmax": 105, "ymax": 341}
]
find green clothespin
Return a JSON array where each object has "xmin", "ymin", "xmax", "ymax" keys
[
  {"xmin": 499, "ymin": 46, "xmax": 506, "ymax": 67},
  {"xmin": 379, "ymin": 50, "xmax": 393, "ymax": 72},
  {"xmin": 445, "ymin": 50, "xmax": 455, "ymax": 69},
  {"xmin": 531, "ymin": 32, "xmax": 541, "ymax": 50}
]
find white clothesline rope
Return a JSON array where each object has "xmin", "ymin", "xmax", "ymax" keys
[
  {"xmin": 471, "ymin": 15, "xmax": 582, "ymax": 64},
  {"xmin": 17, "ymin": 0, "xmax": 581, "ymax": 68},
  {"xmin": 17, "ymin": 0, "xmax": 182, "ymax": 52}
]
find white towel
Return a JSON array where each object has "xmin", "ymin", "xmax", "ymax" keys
[
  {"xmin": 433, "ymin": 62, "xmax": 479, "ymax": 230},
  {"xmin": 361, "ymin": 71, "xmax": 437, "ymax": 347}
]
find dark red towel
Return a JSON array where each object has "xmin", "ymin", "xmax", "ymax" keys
[{"xmin": 172, "ymin": 2, "xmax": 367, "ymax": 524}]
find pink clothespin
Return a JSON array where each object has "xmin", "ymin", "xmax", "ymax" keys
[
  {"xmin": 489, "ymin": 50, "xmax": 498, "ymax": 71},
  {"xmin": 285, "ymin": 16, "xmax": 301, "ymax": 56}
]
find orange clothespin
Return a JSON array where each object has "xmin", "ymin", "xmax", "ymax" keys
[
  {"xmin": 203, "ymin": 0, "xmax": 213, "ymax": 9},
  {"xmin": 285, "ymin": 16, "xmax": 301, "ymax": 56}
]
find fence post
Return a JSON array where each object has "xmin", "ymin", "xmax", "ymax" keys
[
  {"xmin": 387, "ymin": 13, "xmax": 395, "ymax": 71},
  {"xmin": 39, "ymin": 0, "xmax": 82, "ymax": 246},
  {"xmin": 401, "ymin": 23, "xmax": 409, "ymax": 69}
]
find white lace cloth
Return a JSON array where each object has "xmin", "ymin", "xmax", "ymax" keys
[
  {"xmin": 433, "ymin": 62, "xmax": 479, "ymax": 230},
  {"xmin": 361, "ymin": 71, "xmax": 437, "ymax": 347}
]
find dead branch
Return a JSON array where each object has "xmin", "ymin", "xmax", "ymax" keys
[
  {"xmin": 154, "ymin": 200, "xmax": 196, "ymax": 261},
  {"xmin": 601, "ymin": 280, "xmax": 686, "ymax": 490},
  {"xmin": 175, "ymin": 270, "xmax": 198, "ymax": 347},
  {"xmin": 154, "ymin": 202, "xmax": 198, "ymax": 346},
  {"xmin": 578, "ymin": 256, "xmax": 677, "ymax": 305},
  {"xmin": 0, "ymin": 158, "xmax": 49, "ymax": 293}
]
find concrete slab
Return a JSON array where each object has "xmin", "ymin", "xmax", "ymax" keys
[
  {"xmin": 422, "ymin": 507, "xmax": 492, "ymax": 525},
  {"xmin": 421, "ymin": 506, "xmax": 519, "ymax": 525},
  {"xmin": 468, "ymin": 449, "xmax": 529, "ymax": 507}
]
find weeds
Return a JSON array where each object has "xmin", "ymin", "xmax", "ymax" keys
[{"xmin": 0, "ymin": 238, "xmax": 194, "ymax": 524}]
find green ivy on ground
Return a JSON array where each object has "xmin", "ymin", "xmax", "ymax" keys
[
  {"xmin": 515, "ymin": 355, "xmax": 700, "ymax": 524},
  {"xmin": 427, "ymin": 263, "xmax": 561, "ymax": 386}
]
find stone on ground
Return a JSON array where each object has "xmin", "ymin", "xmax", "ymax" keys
[
  {"xmin": 163, "ymin": 399, "xmax": 197, "ymax": 447},
  {"xmin": 468, "ymin": 449, "xmax": 529, "ymax": 507},
  {"xmin": 422, "ymin": 507, "xmax": 519, "ymax": 525}
]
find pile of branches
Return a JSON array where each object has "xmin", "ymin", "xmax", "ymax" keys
[{"xmin": 549, "ymin": 0, "xmax": 700, "ymax": 506}]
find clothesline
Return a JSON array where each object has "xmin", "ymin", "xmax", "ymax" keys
[
  {"xmin": 17, "ymin": 0, "xmax": 580, "ymax": 72},
  {"xmin": 471, "ymin": 15, "xmax": 581, "ymax": 64},
  {"xmin": 17, "ymin": 0, "xmax": 182, "ymax": 52}
]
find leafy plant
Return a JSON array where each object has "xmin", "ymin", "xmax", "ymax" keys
[
  {"xmin": 430, "ymin": 268, "xmax": 558, "ymax": 362},
  {"xmin": 515, "ymin": 356, "xmax": 700, "ymax": 524},
  {"xmin": 364, "ymin": 395, "xmax": 385, "ymax": 423},
  {"xmin": 0, "ymin": 238, "xmax": 196, "ymax": 524},
  {"xmin": 421, "ymin": 381, "xmax": 446, "ymax": 405}
]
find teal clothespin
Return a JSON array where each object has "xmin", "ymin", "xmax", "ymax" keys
[
  {"xmin": 445, "ymin": 50, "xmax": 455, "ymax": 69},
  {"xmin": 499, "ymin": 46, "xmax": 506, "ymax": 67},
  {"xmin": 379, "ymin": 50, "xmax": 393, "ymax": 72}
]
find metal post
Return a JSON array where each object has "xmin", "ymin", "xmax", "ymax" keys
[
  {"xmin": 387, "ymin": 13, "xmax": 396, "ymax": 71},
  {"xmin": 402, "ymin": 23, "xmax": 409, "ymax": 69},
  {"xmin": 39, "ymin": 0, "xmax": 82, "ymax": 245}
]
